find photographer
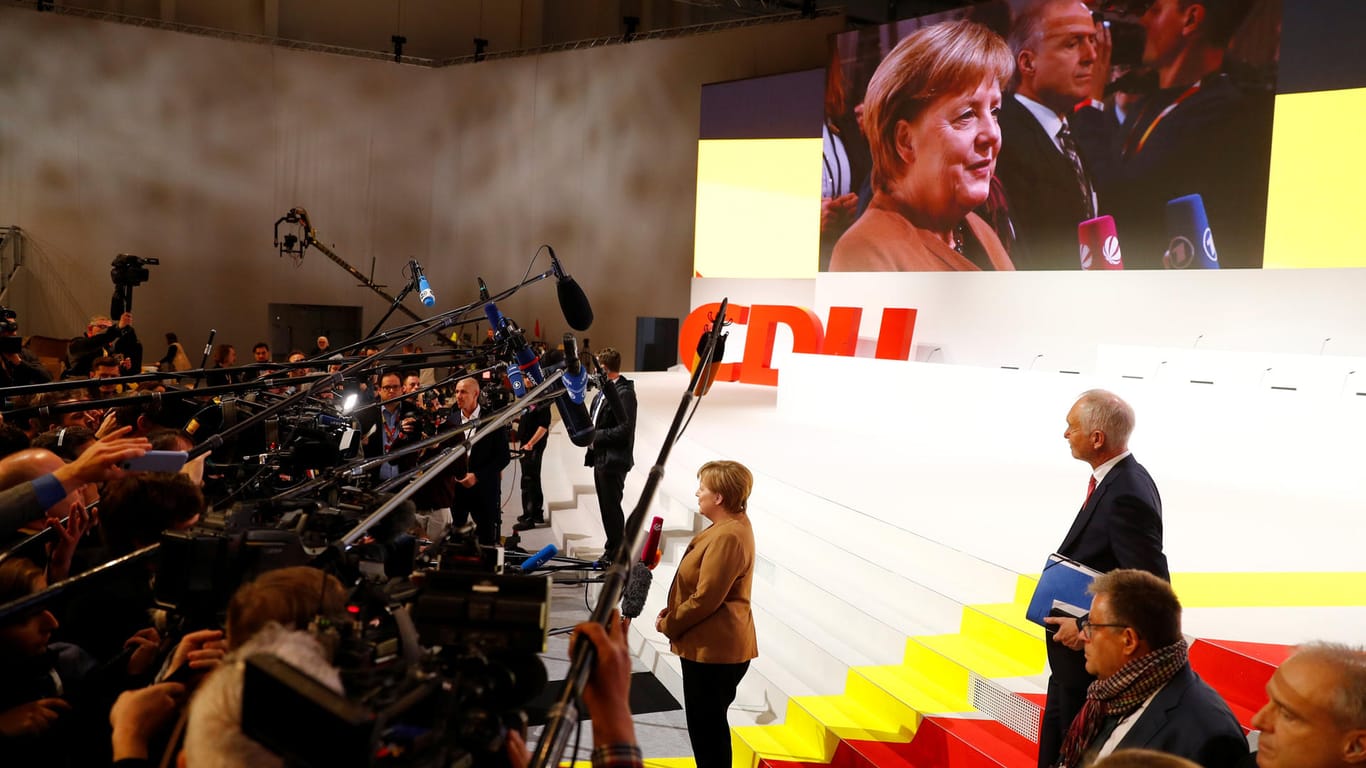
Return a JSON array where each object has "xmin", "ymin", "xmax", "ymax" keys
[
  {"xmin": 0, "ymin": 306, "xmax": 53, "ymax": 387},
  {"xmin": 64, "ymin": 313, "xmax": 139, "ymax": 379}
]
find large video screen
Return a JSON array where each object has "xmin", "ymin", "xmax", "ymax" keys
[{"xmin": 695, "ymin": 0, "xmax": 1366, "ymax": 275}]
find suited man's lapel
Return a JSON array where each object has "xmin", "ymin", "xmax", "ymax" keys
[
  {"xmin": 1060, "ymin": 476, "xmax": 1107, "ymax": 552},
  {"xmin": 1116, "ymin": 667, "xmax": 1190, "ymax": 749}
]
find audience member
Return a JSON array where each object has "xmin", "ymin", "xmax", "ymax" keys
[
  {"xmin": 1040, "ymin": 389, "xmax": 1169, "ymax": 768},
  {"xmin": 1251, "ymin": 642, "xmax": 1366, "ymax": 768},
  {"xmin": 65, "ymin": 313, "xmax": 138, "ymax": 378},
  {"xmin": 1056, "ymin": 569, "xmax": 1246, "ymax": 766},
  {"xmin": 996, "ymin": 0, "xmax": 1108, "ymax": 269}
]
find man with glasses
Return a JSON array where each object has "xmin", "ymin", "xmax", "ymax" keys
[
  {"xmin": 1039, "ymin": 389, "xmax": 1170, "ymax": 768},
  {"xmin": 1054, "ymin": 569, "xmax": 1245, "ymax": 767},
  {"xmin": 361, "ymin": 372, "xmax": 420, "ymax": 481},
  {"xmin": 64, "ymin": 313, "xmax": 139, "ymax": 379}
]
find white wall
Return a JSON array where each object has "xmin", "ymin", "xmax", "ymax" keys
[{"xmin": 0, "ymin": 6, "xmax": 840, "ymax": 353}]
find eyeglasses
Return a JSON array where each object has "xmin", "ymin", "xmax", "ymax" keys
[
  {"xmin": 1077, "ymin": 614, "xmax": 1128, "ymax": 637},
  {"xmin": 379, "ymin": 384, "xmax": 401, "ymax": 391}
]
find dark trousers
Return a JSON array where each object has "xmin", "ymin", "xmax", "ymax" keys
[
  {"xmin": 1038, "ymin": 674, "xmax": 1087, "ymax": 768},
  {"xmin": 452, "ymin": 494, "xmax": 500, "ymax": 547},
  {"xmin": 520, "ymin": 444, "xmax": 545, "ymax": 519},
  {"xmin": 681, "ymin": 657, "xmax": 750, "ymax": 768},
  {"xmin": 593, "ymin": 465, "xmax": 626, "ymax": 558}
]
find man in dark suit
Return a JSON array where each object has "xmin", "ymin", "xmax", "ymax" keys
[
  {"xmin": 1055, "ymin": 569, "xmax": 1246, "ymax": 767},
  {"xmin": 584, "ymin": 347, "xmax": 636, "ymax": 565},
  {"xmin": 1039, "ymin": 389, "xmax": 1169, "ymax": 768},
  {"xmin": 447, "ymin": 376, "xmax": 510, "ymax": 546},
  {"xmin": 995, "ymin": 0, "xmax": 1109, "ymax": 270}
]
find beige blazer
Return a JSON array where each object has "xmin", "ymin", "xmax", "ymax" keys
[
  {"xmin": 829, "ymin": 205, "xmax": 1014, "ymax": 272},
  {"xmin": 659, "ymin": 515, "xmax": 758, "ymax": 664}
]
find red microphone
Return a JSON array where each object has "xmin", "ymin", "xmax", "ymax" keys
[
  {"xmin": 640, "ymin": 516, "xmax": 664, "ymax": 568},
  {"xmin": 1078, "ymin": 215, "xmax": 1124, "ymax": 270}
]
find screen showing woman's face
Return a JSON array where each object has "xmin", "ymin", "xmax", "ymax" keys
[{"xmin": 892, "ymin": 76, "xmax": 1002, "ymax": 223}]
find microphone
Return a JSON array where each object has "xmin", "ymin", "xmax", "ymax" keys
[
  {"xmin": 561, "ymin": 333, "xmax": 589, "ymax": 405},
  {"xmin": 484, "ymin": 293, "xmax": 545, "ymax": 386},
  {"xmin": 1163, "ymin": 194, "xmax": 1219, "ymax": 270},
  {"xmin": 639, "ymin": 515, "xmax": 663, "ymax": 568},
  {"xmin": 500, "ymin": 363, "xmax": 529, "ymax": 400},
  {"xmin": 691, "ymin": 322, "xmax": 728, "ymax": 397},
  {"xmin": 411, "ymin": 259, "xmax": 436, "ymax": 307},
  {"xmin": 1078, "ymin": 215, "xmax": 1123, "ymax": 270},
  {"xmin": 620, "ymin": 561, "xmax": 653, "ymax": 619},
  {"xmin": 517, "ymin": 544, "xmax": 559, "ymax": 574},
  {"xmin": 548, "ymin": 246, "xmax": 594, "ymax": 331}
]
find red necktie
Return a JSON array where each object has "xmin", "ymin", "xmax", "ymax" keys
[{"xmin": 1084, "ymin": 476, "xmax": 1097, "ymax": 506}]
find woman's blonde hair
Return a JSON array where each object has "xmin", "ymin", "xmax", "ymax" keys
[
  {"xmin": 862, "ymin": 19, "xmax": 1013, "ymax": 193},
  {"xmin": 698, "ymin": 460, "xmax": 754, "ymax": 513}
]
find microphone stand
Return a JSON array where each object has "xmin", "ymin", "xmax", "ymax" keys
[
  {"xmin": 365, "ymin": 265, "xmax": 421, "ymax": 340},
  {"xmin": 529, "ymin": 299, "xmax": 729, "ymax": 768},
  {"xmin": 0, "ymin": 544, "xmax": 159, "ymax": 621}
]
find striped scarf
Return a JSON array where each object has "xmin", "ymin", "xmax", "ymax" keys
[{"xmin": 1056, "ymin": 639, "xmax": 1188, "ymax": 767}]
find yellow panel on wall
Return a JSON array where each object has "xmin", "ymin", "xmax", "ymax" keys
[
  {"xmin": 1264, "ymin": 87, "xmax": 1366, "ymax": 268},
  {"xmin": 693, "ymin": 138, "xmax": 821, "ymax": 278}
]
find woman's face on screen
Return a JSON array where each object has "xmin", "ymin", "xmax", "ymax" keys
[{"xmin": 891, "ymin": 76, "xmax": 1001, "ymax": 224}]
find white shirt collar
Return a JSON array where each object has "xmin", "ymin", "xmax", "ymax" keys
[
  {"xmin": 1092, "ymin": 450, "xmax": 1132, "ymax": 485},
  {"xmin": 1014, "ymin": 92, "xmax": 1068, "ymax": 153}
]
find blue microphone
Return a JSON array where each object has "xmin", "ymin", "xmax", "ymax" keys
[
  {"xmin": 561, "ymin": 333, "xmax": 588, "ymax": 405},
  {"xmin": 483, "ymin": 295, "xmax": 545, "ymax": 388},
  {"xmin": 501, "ymin": 363, "xmax": 528, "ymax": 399},
  {"xmin": 1163, "ymin": 194, "xmax": 1219, "ymax": 270},
  {"xmin": 411, "ymin": 260, "xmax": 436, "ymax": 306},
  {"xmin": 518, "ymin": 544, "xmax": 558, "ymax": 573}
]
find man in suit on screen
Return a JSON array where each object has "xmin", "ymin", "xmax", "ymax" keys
[{"xmin": 1038, "ymin": 389, "xmax": 1170, "ymax": 768}]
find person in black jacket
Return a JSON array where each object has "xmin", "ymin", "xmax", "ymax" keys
[
  {"xmin": 583, "ymin": 347, "xmax": 636, "ymax": 564},
  {"xmin": 447, "ymin": 377, "xmax": 510, "ymax": 547},
  {"xmin": 1056, "ymin": 569, "xmax": 1246, "ymax": 767},
  {"xmin": 1039, "ymin": 389, "xmax": 1169, "ymax": 768},
  {"xmin": 65, "ymin": 314, "xmax": 140, "ymax": 379}
]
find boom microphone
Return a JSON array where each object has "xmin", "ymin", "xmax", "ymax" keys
[
  {"xmin": 692, "ymin": 323, "xmax": 727, "ymax": 397},
  {"xmin": 1078, "ymin": 215, "xmax": 1124, "ymax": 270},
  {"xmin": 518, "ymin": 544, "xmax": 559, "ymax": 574},
  {"xmin": 548, "ymin": 246, "xmax": 594, "ymax": 332},
  {"xmin": 620, "ymin": 561, "xmax": 653, "ymax": 619},
  {"xmin": 484, "ymin": 293, "xmax": 545, "ymax": 386},
  {"xmin": 411, "ymin": 259, "xmax": 436, "ymax": 307},
  {"xmin": 640, "ymin": 516, "xmax": 663, "ymax": 568}
]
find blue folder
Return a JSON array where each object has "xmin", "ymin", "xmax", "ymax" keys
[{"xmin": 1025, "ymin": 553, "xmax": 1102, "ymax": 627}]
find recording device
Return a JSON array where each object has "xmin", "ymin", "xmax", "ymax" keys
[
  {"xmin": 1091, "ymin": 8, "xmax": 1147, "ymax": 70},
  {"xmin": 515, "ymin": 544, "xmax": 559, "ymax": 574},
  {"xmin": 561, "ymin": 333, "xmax": 589, "ymax": 405},
  {"xmin": 640, "ymin": 515, "xmax": 663, "ymax": 568},
  {"xmin": 121, "ymin": 450, "xmax": 189, "ymax": 473},
  {"xmin": 620, "ymin": 561, "xmax": 652, "ymax": 619},
  {"xmin": 1163, "ymin": 194, "xmax": 1219, "ymax": 270},
  {"xmin": 242, "ymin": 524, "xmax": 552, "ymax": 768},
  {"xmin": 0, "ymin": 305, "xmax": 20, "ymax": 355},
  {"xmin": 411, "ymin": 259, "xmax": 436, "ymax": 307},
  {"xmin": 548, "ymin": 247, "xmax": 594, "ymax": 331},
  {"xmin": 110, "ymin": 253, "xmax": 159, "ymax": 317},
  {"xmin": 691, "ymin": 320, "xmax": 728, "ymax": 396},
  {"xmin": 1078, "ymin": 215, "xmax": 1124, "ymax": 270}
]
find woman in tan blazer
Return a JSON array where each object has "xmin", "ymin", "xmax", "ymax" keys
[{"xmin": 656, "ymin": 460, "xmax": 757, "ymax": 768}]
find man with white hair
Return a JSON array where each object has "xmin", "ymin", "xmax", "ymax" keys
[
  {"xmin": 1038, "ymin": 389, "xmax": 1170, "ymax": 767},
  {"xmin": 1252, "ymin": 642, "xmax": 1366, "ymax": 768}
]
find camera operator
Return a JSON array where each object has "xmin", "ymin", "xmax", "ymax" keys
[
  {"xmin": 64, "ymin": 313, "xmax": 139, "ymax": 379},
  {"xmin": 0, "ymin": 307, "xmax": 52, "ymax": 387},
  {"xmin": 359, "ymin": 371, "xmax": 423, "ymax": 481}
]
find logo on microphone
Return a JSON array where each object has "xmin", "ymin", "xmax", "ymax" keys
[
  {"xmin": 1164, "ymin": 236, "xmax": 1196, "ymax": 269},
  {"xmin": 1103, "ymin": 235, "xmax": 1122, "ymax": 266},
  {"xmin": 1202, "ymin": 227, "xmax": 1218, "ymax": 264},
  {"xmin": 1079, "ymin": 243, "xmax": 1093, "ymax": 270}
]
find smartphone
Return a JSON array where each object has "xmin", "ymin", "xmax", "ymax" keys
[{"xmin": 121, "ymin": 450, "xmax": 189, "ymax": 473}]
